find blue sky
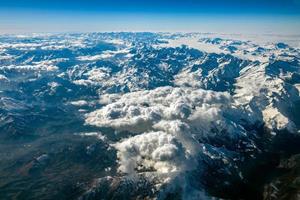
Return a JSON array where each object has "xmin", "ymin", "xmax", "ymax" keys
[{"xmin": 0, "ymin": 0, "xmax": 300, "ymax": 34}]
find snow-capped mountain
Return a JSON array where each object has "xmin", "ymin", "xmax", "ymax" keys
[{"xmin": 0, "ymin": 32, "xmax": 300, "ymax": 200}]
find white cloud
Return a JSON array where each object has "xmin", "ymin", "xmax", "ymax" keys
[
  {"xmin": 85, "ymin": 86, "xmax": 233, "ymax": 132},
  {"xmin": 76, "ymin": 132, "xmax": 107, "ymax": 141},
  {"xmin": 114, "ymin": 131, "xmax": 188, "ymax": 174},
  {"xmin": 69, "ymin": 100, "xmax": 89, "ymax": 107},
  {"xmin": 85, "ymin": 86, "xmax": 251, "ymax": 181}
]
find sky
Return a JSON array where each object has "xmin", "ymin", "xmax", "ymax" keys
[{"xmin": 0, "ymin": 0, "xmax": 300, "ymax": 34}]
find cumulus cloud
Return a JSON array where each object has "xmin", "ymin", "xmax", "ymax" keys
[
  {"xmin": 85, "ymin": 86, "xmax": 251, "ymax": 179},
  {"xmin": 114, "ymin": 131, "xmax": 188, "ymax": 174},
  {"xmin": 85, "ymin": 86, "xmax": 233, "ymax": 132}
]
